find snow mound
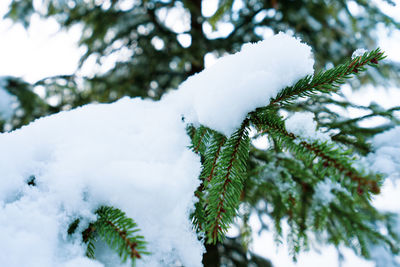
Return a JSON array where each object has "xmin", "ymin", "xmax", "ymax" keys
[
  {"xmin": 285, "ymin": 112, "xmax": 330, "ymax": 142},
  {"xmin": 0, "ymin": 33, "xmax": 315, "ymax": 266},
  {"xmin": 0, "ymin": 98, "xmax": 203, "ymax": 267},
  {"xmin": 166, "ymin": 32, "xmax": 314, "ymax": 136}
]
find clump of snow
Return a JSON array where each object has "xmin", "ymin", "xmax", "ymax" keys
[
  {"xmin": 369, "ymin": 215, "xmax": 400, "ymax": 266},
  {"xmin": 367, "ymin": 126, "xmax": 400, "ymax": 180},
  {"xmin": 165, "ymin": 32, "xmax": 314, "ymax": 136},
  {"xmin": 313, "ymin": 179, "xmax": 336, "ymax": 207},
  {"xmin": 0, "ymin": 77, "xmax": 16, "ymax": 120},
  {"xmin": 0, "ymin": 98, "xmax": 203, "ymax": 267},
  {"xmin": 312, "ymin": 178, "xmax": 349, "ymax": 208},
  {"xmin": 312, "ymin": 177, "xmax": 352, "ymax": 211},
  {"xmin": 0, "ymin": 33, "xmax": 316, "ymax": 266},
  {"xmin": 352, "ymin": 48, "xmax": 368, "ymax": 59},
  {"xmin": 369, "ymin": 244, "xmax": 400, "ymax": 267},
  {"xmin": 285, "ymin": 112, "xmax": 330, "ymax": 142}
]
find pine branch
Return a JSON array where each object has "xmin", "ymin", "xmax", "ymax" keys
[
  {"xmin": 192, "ymin": 130, "xmax": 227, "ymax": 231},
  {"xmin": 245, "ymin": 147, "xmax": 394, "ymax": 259},
  {"xmin": 298, "ymin": 140, "xmax": 380, "ymax": 194},
  {"xmin": 82, "ymin": 224, "xmax": 97, "ymax": 258},
  {"xmin": 282, "ymin": 95, "xmax": 400, "ymax": 155},
  {"xmin": 204, "ymin": 134, "xmax": 227, "ymax": 183},
  {"xmin": 250, "ymin": 110, "xmax": 381, "ymax": 195},
  {"xmin": 268, "ymin": 49, "xmax": 385, "ymax": 107},
  {"xmin": 190, "ymin": 48, "xmax": 387, "ymax": 254},
  {"xmin": 328, "ymin": 203, "xmax": 398, "ymax": 258},
  {"xmin": 205, "ymin": 120, "xmax": 251, "ymax": 243},
  {"xmin": 81, "ymin": 206, "xmax": 148, "ymax": 265},
  {"xmin": 187, "ymin": 125, "xmax": 212, "ymax": 156},
  {"xmin": 194, "ymin": 127, "xmax": 208, "ymax": 154}
]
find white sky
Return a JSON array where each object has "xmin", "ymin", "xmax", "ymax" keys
[
  {"xmin": 0, "ymin": 0, "xmax": 400, "ymax": 266},
  {"xmin": 0, "ymin": 0, "xmax": 82, "ymax": 83}
]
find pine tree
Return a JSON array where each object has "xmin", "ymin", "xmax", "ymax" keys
[{"xmin": 1, "ymin": 1, "xmax": 400, "ymax": 266}]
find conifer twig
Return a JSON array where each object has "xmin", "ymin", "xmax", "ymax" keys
[
  {"xmin": 268, "ymin": 49, "xmax": 385, "ymax": 107},
  {"xmin": 206, "ymin": 138, "xmax": 226, "ymax": 183},
  {"xmin": 81, "ymin": 206, "xmax": 148, "ymax": 265},
  {"xmin": 205, "ymin": 120, "xmax": 251, "ymax": 243},
  {"xmin": 194, "ymin": 128, "xmax": 208, "ymax": 153},
  {"xmin": 193, "ymin": 132, "xmax": 227, "ymax": 231},
  {"xmin": 255, "ymin": 115, "xmax": 380, "ymax": 195}
]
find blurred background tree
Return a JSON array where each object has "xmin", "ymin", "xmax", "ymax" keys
[{"xmin": 1, "ymin": 0, "xmax": 400, "ymax": 266}]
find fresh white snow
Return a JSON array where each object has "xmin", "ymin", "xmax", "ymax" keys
[
  {"xmin": 352, "ymin": 48, "xmax": 368, "ymax": 59},
  {"xmin": 367, "ymin": 126, "xmax": 400, "ymax": 180},
  {"xmin": 0, "ymin": 98, "xmax": 203, "ymax": 267},
  {"xmin": 285, "ymin": 112, "xmax": 330, "ymax": 142},
  {"xmin": 167, "ymin": 32, "xmax": 314, "ymax": 136},
  {"xmin": 313, "ymin": 179, "xmax": 336, "ymax": 207},
  {"xmin": 0, "ymin": 33, "xmax": 315, "ymax": 266}
]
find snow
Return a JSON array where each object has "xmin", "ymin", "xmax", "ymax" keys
[
  {"xmin": 0, "ymin": 33, "xmax": 315, "ymax": 266},
  {"xmin": 312, "ymin": 178, "xmax": 349, "ymax": 209},
  {"xmin": 0, "ymin": 98, "xmax": 203, "ymax": 267},
  {"xmin": 285, "ymin": 112, "xmax": 330, "ymax": 142},
  {"xmin": 0, "ymin": 77, "xmax": 15, "ymax": 120},
  {"xmin": 369, "ymin": 244, "xmax": 400, "ymax": 267},
  {"xmin": 352, "ymin": 48, "xmax": 368, "ymax": 59},
  {"xmin": 366, "ymin": 127, "xmax": 400, "ymax": 266},
  {"xmin": 313, "ymin": 179, "xmax": 336, "ymax": 206},
  {"xmin": 367, "ymin": 126, "xmax": 400, "ymax": 180},
  {"xmin": 166, "ymin": 32, "xmax": 314, "ymax": 136}
]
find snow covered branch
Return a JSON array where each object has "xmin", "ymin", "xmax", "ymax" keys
[{"xmin": 0, "ymin": 32, "xmax": 396, "ymax": 267}]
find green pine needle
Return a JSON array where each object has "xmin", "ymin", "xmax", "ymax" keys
[
  {"xmin": 268, "ymin": 49, "xmax": 385, "ymax": 107},
  {"xmin": 81, "ymin": 206, "xmax": 148, "ymax": 266},
  {"xmin": 205, "ymin": 121, "xmax": 251, "ymax": 243}
]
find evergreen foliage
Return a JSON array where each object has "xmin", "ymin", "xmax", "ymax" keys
[
  {"xmin": 2, "ymin": 0, "xmax": 400, "ymax": 266},
  {"xmin": 186, "ymin": 49, "xmax": 400, "ymax": 262},
  {"xmin": 269, "ymin": 48, "xmax": 385, "ymax": 107},
  {"xmin": 73, "ymin": 206, "xmax": 148, "ymax": 266},
  {"xmin": 28, "ymin": 48, "xmax": 395, "ymax": 265}
]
